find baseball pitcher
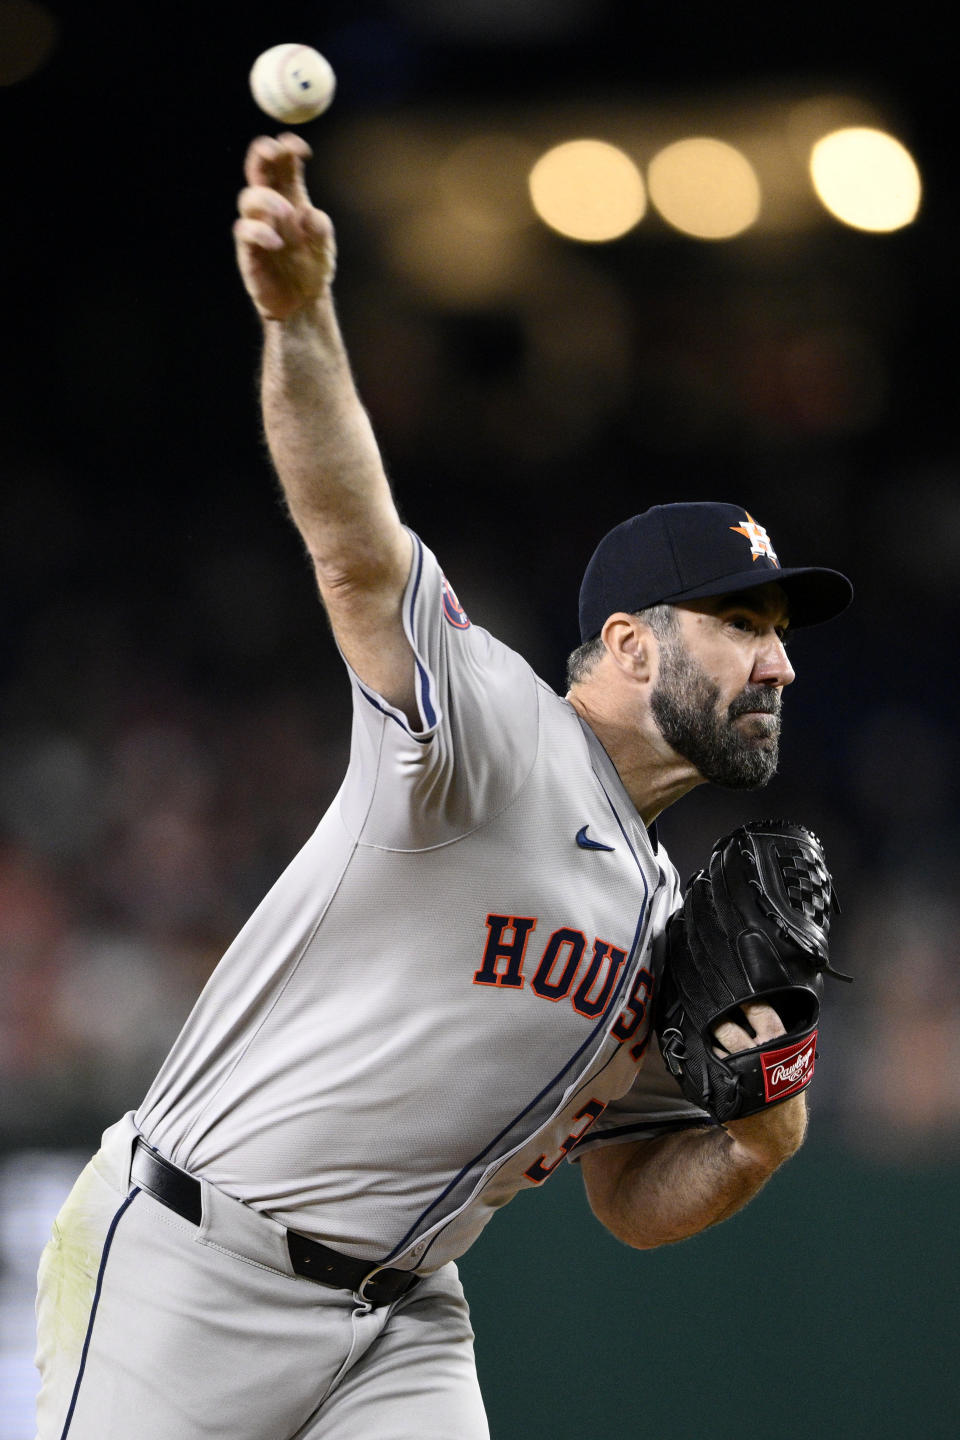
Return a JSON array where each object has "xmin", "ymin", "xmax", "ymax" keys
[{"xmin": 34, "ymin": 134, "xmax": 853, "ymax": 1440}]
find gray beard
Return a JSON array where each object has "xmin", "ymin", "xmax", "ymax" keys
[{"xmin": 649, "ymin": 637, "xmax": 781, "ymax": 789}]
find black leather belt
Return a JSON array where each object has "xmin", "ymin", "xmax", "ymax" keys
[{"xmin": 130, "ymin": 1139, "xmax": 420, "ymax": 1308}]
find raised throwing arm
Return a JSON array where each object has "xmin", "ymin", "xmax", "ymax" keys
[{"xmin": 234, "ymin": 133, "xmax": 416, "ymax": 720}]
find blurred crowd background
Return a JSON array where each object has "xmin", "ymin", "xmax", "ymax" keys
[{"xmin": 1, "ymin": 2, "xmax": 958, "ymax": 1436}]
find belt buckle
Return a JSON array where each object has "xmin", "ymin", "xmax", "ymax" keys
[{"xmin": 354, "ymin": 1264, "xmax": 386, "ymax": 1306}]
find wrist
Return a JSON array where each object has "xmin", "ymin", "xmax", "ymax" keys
[
  {"xmin": 723, "ymin": 1093, "xmax": 808, "ymax": 1169},
  {"xmin": 261, "ymin": 294, "xmax": 350, "ymax": 377},
  {"xmin": 259, "ymin": 289, "xmax": 334, "ymax": 328}
]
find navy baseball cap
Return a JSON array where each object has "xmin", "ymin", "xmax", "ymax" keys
[{"xmin": 578, "ymin": 502, "xmax": 853, "ymax": 642}]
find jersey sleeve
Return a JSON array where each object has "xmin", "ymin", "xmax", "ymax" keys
[{"xmin": 337, "ymin": 530, "xmax": 542, "ymax": 850}]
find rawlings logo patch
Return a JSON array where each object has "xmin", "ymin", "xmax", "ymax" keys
[{"xmin": 761, "ymin": 1031, "xmax": 817, "ymax": 1103}]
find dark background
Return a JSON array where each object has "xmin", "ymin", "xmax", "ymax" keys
[{"xmin": 1, "ymin": 3, "xmax": 958, "ymax": 1437}]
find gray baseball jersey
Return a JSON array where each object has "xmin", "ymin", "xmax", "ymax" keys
[{"xmin": 134, "ymin": 532, "xmax": 708, "ymax": 1273}]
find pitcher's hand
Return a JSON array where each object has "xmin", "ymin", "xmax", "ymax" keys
[{"xmin": 234, "ymin": 134, "xmax": 336, "ymax": 321}]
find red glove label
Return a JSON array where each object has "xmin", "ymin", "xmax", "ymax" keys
[{"xmin": 760, "ymin": 1031, "xmax": 817, "ymax": 1103}]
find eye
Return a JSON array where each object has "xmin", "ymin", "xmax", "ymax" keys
[{"xmin": 726, "ymin": 613, "xmax": 790, "ymax": 643}]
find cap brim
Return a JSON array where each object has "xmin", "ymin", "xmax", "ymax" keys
[{"xmin": 660, "ymin": 565, "xmax": 853, "ymax": 628}]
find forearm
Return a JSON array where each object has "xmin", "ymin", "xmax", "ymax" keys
[
  {"xmin": 585, "ymin": 1095, "xmax": 807, "ymax": 1249},
  {"xmin": 260, "ymin": 298, "xmax": 402, "ymax": 578},
  {"xmin": 237, "ymin": 135, "xmax": 414, "ymax": 709}
]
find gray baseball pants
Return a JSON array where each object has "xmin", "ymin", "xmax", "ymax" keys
[{"xmin": 34, "ymin": 1115, "xmax": 490, "ymax": 1439}]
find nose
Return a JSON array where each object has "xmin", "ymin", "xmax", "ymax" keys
[{"xmin": 751, "ymin": 633, "xmax": 795, "ymax": 689}]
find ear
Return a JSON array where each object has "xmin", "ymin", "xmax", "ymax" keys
[{"xmin": 600, "ymin": 613, "xmax": 655, "ymax": 681}]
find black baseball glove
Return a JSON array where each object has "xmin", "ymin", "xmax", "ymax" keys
[{"xmin": 655, "ymin": 819, "xmax": 850, "ymax": 1124}]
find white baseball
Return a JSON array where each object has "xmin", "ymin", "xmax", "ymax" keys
[{"xmin": 249, "ymin": 44, "xmax": 336, "ymax": 125}]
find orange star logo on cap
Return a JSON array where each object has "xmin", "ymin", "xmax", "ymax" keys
[{"xmin": 730, "ymin": 512, "xmax": 780, "ymax": 566}]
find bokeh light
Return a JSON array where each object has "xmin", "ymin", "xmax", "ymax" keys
[
  {"xmin": 809, "ymin": 127, "xmax": 921, "ymax": 232},
  {"xmin": 528, "ymin": 139, "xmax": 646, "ymax": 242},
  {"xmin": 647, "ymin": 137, "xmax": 761, "ymax": 239}
]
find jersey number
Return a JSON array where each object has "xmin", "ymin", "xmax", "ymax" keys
[{"xmin": 523, "ymin": 1100, "xmax": 606, "ymax": 1184}]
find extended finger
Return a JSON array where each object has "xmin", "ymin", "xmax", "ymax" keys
[
  {"xmin": 275, "ymin": 133, "xmax": 314, "ymax": 204},
  {"xmin": 244, "ymin": 135, "xmax": 282, "ymax": 187},
  {"xmin": 236, "ymin": 185, "xmax": 304, "ymax": 248},
  {"xmin": 237, "ymin": 185, "xmax": 296, "ymax": 223},
  {"xmin": 243, "ymin": 198, "xmax": 334, "ymax": 255},
  {"xmin": 233, "ymin": 216, "xmax": 284, "ymax": 251},
  {"xmin": 276, "ymin": 133, "xmax": 313, "ymax": 163},
  {"xmin": 244, "ymin": 134, "xmax": 313, "ymax": 203}
]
